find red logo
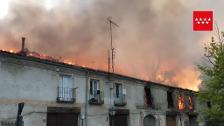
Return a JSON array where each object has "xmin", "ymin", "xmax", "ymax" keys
[{"xmin": 193, "ymin": 11, "xmax": 213, "ymax": 31}]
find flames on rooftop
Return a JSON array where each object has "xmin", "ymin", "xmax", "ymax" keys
[
  {"xmin": 1, "ymin": 37, "xmax": 88, "ymax": 68},
  {"xmin": 0, "ymin": 37, "xmax": 202, "ymax": 91},
  {"xmin": 0, "ymin": 0, "xmax": 204, "ymax": 91}
]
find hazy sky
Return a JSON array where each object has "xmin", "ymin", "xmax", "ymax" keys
[{"xmin": 0, "ymin": 0, "xmax": 224, "ymax": 90}]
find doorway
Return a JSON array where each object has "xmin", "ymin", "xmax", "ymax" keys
[
  {"xmin": 109, "ymin": 109, "xmax": 129, "ymax": 126},
  {"xmin": 166, "ymin": 115, "xmax": 176, "ymax": 126},
  {"xmin": 47, "ymin": 107, "xmax": 80, "ymax": 126},
  {"xmin": 143, "ymin": 115, "xmax": 156, "ymax": 126}
]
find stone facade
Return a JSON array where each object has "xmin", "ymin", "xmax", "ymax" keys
[{"xmin": 0, "ymin": 51, "xmax": 200, "ymax": 126}]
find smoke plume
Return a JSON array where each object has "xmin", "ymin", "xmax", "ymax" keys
[{"xmin": 0, "ymin": 0, "xmax": 210, "ymax": 90}]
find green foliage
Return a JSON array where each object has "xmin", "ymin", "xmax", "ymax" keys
[{"xmin": 198, "ymin": 33, "xmax": 224, "ymax": 121}]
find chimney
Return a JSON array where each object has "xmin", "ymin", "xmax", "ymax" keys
[
  {"xmin": 21, "ymin": 37, "xmax": 25, "ymax": 52},
  {"xmin": 19, "ymin": 37, "xmax": 27, "ymax": 55}
]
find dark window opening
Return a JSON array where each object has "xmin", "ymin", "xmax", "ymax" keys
[
  {"xmin": 207, "ymin": 101, "xmax": 211, "ymax": 108},
  {"xmin": 188, "ymin": 96, "xmax": 193, "ymax": 110},
  {"xmin": 90, "ymin": 80, "xmax": 93, "ymax": 95},
  {"xmin": 167, "ymin": 91, "xmax": 174, "ymax": 108},
  {"xmin": 145, "ymin": 87, "xmax": 153, "ymax": 107}
]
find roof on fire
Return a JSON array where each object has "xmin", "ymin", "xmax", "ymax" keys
[{"xmin": 0, "ymin": 50, "xmax": 196, "ymax": 93}]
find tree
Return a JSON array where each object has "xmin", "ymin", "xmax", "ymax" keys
[{"xmin": 198, "ymin": 26, "xmax": 224, "ymax": 122}]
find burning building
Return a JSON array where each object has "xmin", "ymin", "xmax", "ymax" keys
[{"xmin": 0, "ymin": 39, "xmax": 202, "ymax": 126}]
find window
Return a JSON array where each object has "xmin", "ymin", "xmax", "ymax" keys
[
  {"xmin": 115, "ymin": 83, "xmax": 122, "ymax": 98},
  {"xmin": 89, "ymin": 79, "xmax": 104, "ymax": 105},
  {"xmin": 144, "ymin": 87, "xmax": 153, "ymax": 107},
  {"xmin": 114, "ymin": 83, "xmax": 127, "ymax": 106},
  {"xmin": 207, "ymin": 101, "xmax": 211, "ymax": 108},
  {"xmin": 188, "ymin": 96, "xmax": 193, "ymax": 110},
  {"xmin": 60, "ymin": 75, "xmax": 73, "ymax": 88},
  {"xmin": 57, "ymin": 75, "xmax": 75, "ymax": 103},
  {"xmin": 178, "ymin": 94, "xmax": 185, "ymax": 110},
  {"xmin": 167, "ymin": 91, "xmax": 174, "ymax": 108},
  {"xmin": 90, "ymin": 79, "xmax": 100, "ymax": 98}
]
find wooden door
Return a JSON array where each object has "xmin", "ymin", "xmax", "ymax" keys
[
  {"xmin": 47, "ymin": 113, "xmax": 58, "ymax": 126},
  {"xmin": 115, "ymin": 114, "xmax": 128, "ymax": 126},
  {"xmin": 110, "ymin": 114, "xmax": 128, "ymax": 126},
  {"xmin": 47, "ymin": 113, "xmax": 78, "ymax": 126},
  {"xmin": 166, "ymin": 115, "xmax": 176, "ymax": 126}
]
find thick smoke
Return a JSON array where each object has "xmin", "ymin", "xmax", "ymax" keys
[{"xmin": 0, "ymin": 0, "xmax": 206, "ymax": 90}]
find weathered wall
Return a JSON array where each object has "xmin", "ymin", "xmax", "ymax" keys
[{"xmin": 0, "ymin": 56, "xmax": 199, "ymax": 126}]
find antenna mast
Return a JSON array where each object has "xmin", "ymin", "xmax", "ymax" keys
[
  {"xmin": 108, "ymin": 50, "xmax": 110, "ymax": 73},
  {"xmin": 107, "ymin": 17, "xmax": 119, "ymax": 73}
]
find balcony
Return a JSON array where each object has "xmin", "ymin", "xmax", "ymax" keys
[
  {"xmin": 57, "ymin": 87, "xmax": 76, "ymax": 103},
  {"xmin": 114, "ymin": 95, "xmax": 127, "ymax": 106},
  {"xmin": 89, "ymin": 91, "xmax": 104, "ymax": 105}
]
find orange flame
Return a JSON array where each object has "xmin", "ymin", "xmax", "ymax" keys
[
  {"xmin": 178, "ymin": 95, "xmax": 185, "ymax": 110},
  {"xmin": 9, "ymin": 49, "xmax": 15, "ymax": 53}
]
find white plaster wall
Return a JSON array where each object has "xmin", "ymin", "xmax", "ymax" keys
[
  {"xmin": 75, "ymin": 75, "xmax": 87, "ymax": 103},
  {"xmin": 158, "ymin": 115, "xmax": 166, "ymax": 126},
  {"xmin": 151, "ymin": 87, "xmax": 167, "ymax": 111},
  {"xmin": 23, "ymin": 113, "xmax": 46, "ymax": 126},
  {"xmin": 0, "ymin": 62, "xmax": 59, "ymax": 101},
  {"xmin": 126, "ymin": 83, "xmax": 145, "ymax": 109},
  {"xmin": 130, "ymin": 112, "xmax": 141, "ymax": 126}
]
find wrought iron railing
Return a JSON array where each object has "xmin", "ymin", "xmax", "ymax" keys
[
  {"xmin": 57, "ymin": 87, "xmax": 76, "ymax": 103},
  {"xmin": 89, "ymin": 91, "xmax": 104, "ymax": 105},
  {"xmin": 0, "ymin": 121, "xmax": 16, "ymax": 126},
  {"xmin": 114, "ymin": 94, "xmax": 127, "ymax": 106}
]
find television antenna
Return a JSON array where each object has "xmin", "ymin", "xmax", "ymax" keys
[{"xmin": 107, "ymin": 17, "xmax": 119, "ymax": 73}]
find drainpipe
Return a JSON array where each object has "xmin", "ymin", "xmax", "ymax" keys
[
  {"xmin": 85, "ymin": 71, "xmax": 89, "ymax": 126},
  {"xmin": 16, "ymin": 103, "xmax": 25, "ymax": 126}
]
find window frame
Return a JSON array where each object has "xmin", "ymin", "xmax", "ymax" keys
[
  {"xmin": 57, "ymin": 74, "xmax": 75, "ymax": 103},
  {"xmin": 167, "ymin": 91, "xmax": 174, "ymax": 109},
  {"xmin": 89, "ymin": 78, "xmax": 101, "ymax": 98},
  {"xmin": 144, "ymin": 87, "xmax": 153, "ymax": 107},
  {"xmin": 60, "ymin": 74, "xmax": 74, "ymax": 88},
  {"xmin": 115, "ymin": 83, "xmax": 123, "ymax": 98}
]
